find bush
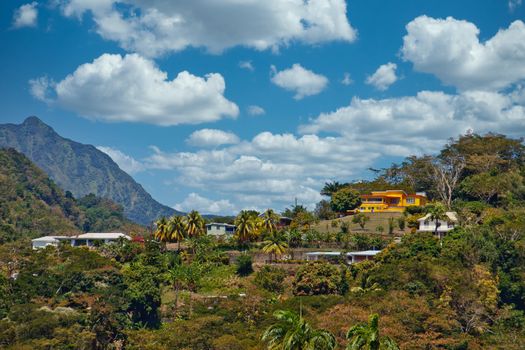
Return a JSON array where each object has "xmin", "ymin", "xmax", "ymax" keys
[
  {"xmin": 340, "ymin": 221, "xmax": 350, "ymax": 234},
  {"xmin": 235, "ymin": 254, "xmax": 253, "ymax": 276},
  {"xmin": 293, "ymin": 262, "xmax": 341, "ymax": 296},
  {"xmin": 254, "ymin": 266, "xmax": 286, "ymax": 293}
]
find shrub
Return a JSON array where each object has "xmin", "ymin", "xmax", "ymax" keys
[
  {"xmin": 254, "ymin": 266, "xmax": 286, "ymax": 293},
  {"xmin": 292, "ymin": 262, "xmax": 341, "ymax": 296},
  {"xmin": 235, "ymin": 254, "xmax": 253, "ymax": 276},
  {"xmin": 340, "ymin": 221, "xmax": 350, "ymax": 234},
  {"xmin": 397, "ymin": 216, "xmax": 406, "ymax": 231}
]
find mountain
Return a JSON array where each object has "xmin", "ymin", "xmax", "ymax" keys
[
  {"xmin": 0, "ymin": 117, "xmax": 178, "ymax": 225},
  {"xmin": 0, "ymin": 148, "xmax": 144, "ymax": 242}
]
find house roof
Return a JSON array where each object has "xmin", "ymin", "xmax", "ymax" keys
[
  {"xmin": 72, "ymin": 232, "xmax": 131, "ymax": 240},
  {"xmin": 206, "ymin": 223, "xmax": 236, "ymax": 228},
  {"xmin": 31, "ymin": 236, "xmax": 69, "ymax": 242},
  {"xmin": 417, "ymin": 211, "xmax": 458, "ymax": 222},
  {"xmin": 347, "ymin": 250, "xmax": 382, "ymax": 256}
]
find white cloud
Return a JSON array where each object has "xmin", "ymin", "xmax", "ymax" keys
[
  {"xmin": 30, "ymin": 53, "xmax": 239, "ymax": 126},
  {"xmin": 13, "ymin": 2, "xmax": 38, "ymax": 28},
  {"xmin": 366, "ymin": 62, "xmax": 398, "ymax": 91},
  {"xmin": 509, "ymin": 0, "xmax": 522, "ymax": 11},
  {"xmin": 174, "ymin": 193, "xmax": 236, "ymax": 214},
  {"xmin": 341, "ymin": 72, "xmax": 353, "ymax": 85},
  {"xmin": 58, "ymin": 0, "xmax": 357, "ymax": 57},
  {"xmin": 271, "ymin": 64, "xmax": 328, "ymax": 99},
  {"xmin": 97, "ymin": 146, "xmax": 145, "ymax": 174},
  {"xmin": 187, "ymin": 129, "xmax": 240, "ymax": 147},
  {"xmin": 247, "ymin": 105, "xmax": 265, "ymax": 116},
  {"xmin": 300, "ymin": 89, "xmax": 525, "ymax": 155},
  {"xmin": 402, "ymin": 16, "xmax": 525, "ymax": 91},
  {"xmin": 239, "ymin": 61, "xmax": 254, "ymax": 71},
  {"xmin": 29, "ymin": 76, "xmax": 55, "ymax": 103}
]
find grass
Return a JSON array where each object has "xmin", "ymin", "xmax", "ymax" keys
[{"xmin": 312, "ymin": 212, "xmax": 407, "ymax": 235}]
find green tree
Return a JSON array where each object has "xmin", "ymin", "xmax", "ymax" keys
[
  {"xmin": 293, "ymin": 262, "xmax": 341, "ymax": 296},
  {"xmin": 315, "ymin": 199, "xmax": 337, "ymax": 220},
  {"xmin": 331, "ymin": 188, "xmax": 362, "ymax": 213},
  {"xmin": 352, "ymin": 213, "xmax": 370, "ymax": 229},
  {"xmin": 321, "ymin": 181, "xmax": 349, "ymax": 197},
  {"xmin": 396, "ymin": 217, "xmax": 405, "ymax": 231},
  {"xmin": 262, "ymin": 310, "xmax": 336, "ymax": 350},
  {"xmin": 262, "ymin": 208, "xmax": 279, "ymax": 234},
  {"xmin": 154, "ymin": 216, "xmax": 169, "ymax": 243},
  {"xmin": 255, "ymin": 265, "xmax": 287, "ymax": 293},
  {"xmin": 185, "ymin": 210, "xmax": 205, "ymax": 238},
  {"xmin": 236, "ymin": 253, "xmax": 253, "ymax": 276},
  {"xmin": 235, "ymin": 210, "xmax": 258, "ymax": 243},
  {"xmin": 262, "ymin": 231, "xmax": 289, "ymax": 263},
  {"xmin": 426, "ymin": 203, "xmax": 448, "ymax": 239},
  {"xmin": 346, "ymin": 314, "xmax": 398, "ymax": 350},
  {"xmin": 168, "ymin": 215, "xmax": 186, "ymax": 251}
]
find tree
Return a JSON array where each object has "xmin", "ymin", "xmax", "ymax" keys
[
  {"xmin": 261, "ymin": 208, "xmax": 279, "ymax": 234},
  {"xmin": 255, "ymin": 266, "xmax": 287, "ymax": 293},
  {"xmin": 352, "ymin": 213, "xmax": 370, "ymax": 229},
  {"xmin": 262, "ymin": 231, "xmax": 288, "ymax": 263},
  {"xmin": 346, "ymin": 313, "xmax": 398, "ymax": 350},
  {"xmin": 315, "ymin": 200, "xmax": 337, "ymax": 220},
  {"xmin": 426, "ymin": 203, "xmax": 448, "ymax": 239},
  {"xmin": 154, "ymin": 216, "xmax": 169, "ymax": 243},
  {"xmin": 331, "ymin": 188, "xmax": 362, "ymax": 213},
  {"xmin": 185, "ymin": 210, "xmax": 205, "ymax": 238},
  {"xmin": 235, "ymin": 210, "xmax": 258, "ymax": 243},
  {"xmin": 168, "ymin": 215, "xmax": 186, "ymax": 251},
  {"xmin": 387, "ymin": 218, "xmax": 395, "ymax": 235},
  {"xmin": 397, "ymin": 217, "xmax": 405, "ymax": 231},
  {"xmin": 321, "ymin": 181, "xmax": 349, "ymax": 197},
  {"xmin": 262, "ymin": 310, "xmax": 336, "ymax": 350},
  {"xmin": 236, "ymin": 253, "xmax": 253, "ymax": 276},
  {"xmin": 293, "ymin": 262, "xmax": 341, "ymax": 296},
  {"xmin": 431, "ymin": 153, "xmax": 466, "ymax": 209}
]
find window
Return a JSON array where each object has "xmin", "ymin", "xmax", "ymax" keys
[{"xmin": 406, "ymin": 197, "xmax": 415, "ymax": 204}]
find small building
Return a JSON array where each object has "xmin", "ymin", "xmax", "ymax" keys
[
  {"xmin": 305, "ymin": 250, "xmax": 382, "ymax": 264},
  {"xmin": 70, "ymin": 232, "xmax": 131, "ymax": 247},
  {"xmin": 347, "ymin": 250, "xmax": 382, "ymax": 264},
  {"xmin": 31, "ymin": 236, "xmax": 70, "ymax": 249},
  {"xmin": 417, "ymin": 212, "xmax": 458, "ymax": 239},
  {"xmin": 32, "ymin": 232, "xmax": 131, "ymax": 249},
  {"xmin": 357, "ymin": 190, "xmax": 427, "ymax": 213},
  {"xmin": 206, "ymin": 223, "xmax": 236, "ymax": 237}
]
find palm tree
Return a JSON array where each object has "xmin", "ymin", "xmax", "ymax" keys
[
  {"xmin": 168, "ymin": 215, "xmax": 186, "ymax": 251},
  {"xmin": 154, "ymin": 216, "xmax": 169, "ymax": 242},
  {"xmin": 426, "ymin": 203, "xmax": 448, "ymax": 240},
  {"xmin": 262, "ymin": 310, "xmax": 336, "ymax": 350},
  {"xmin": 321, "ymin": 181, "xmax": 348, "ymax": 197},
  {"xmin": 346, "ymin": 313, "xmax": 398, "ymax": 350},
  {"xmin": 262, "ymin": 231, "xmax": 288, "ymax": 263},
  {"xmin": 186, "ymin": 210, "xmax": 205, "ymax": 238},
  {"xmin": 235, "ymin": 210, "xmax": 257, "ymax": 244},
  {"xmin": 262, "ymin": 208, "xmax": 279, "ymax": 234}
]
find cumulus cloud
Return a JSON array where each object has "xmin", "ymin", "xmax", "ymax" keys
[
  {"xmin": 187, "ymin": 129, "xmax": 240, "ymax": 147},
  {"xmin": 341, "ymin": 72, "xmax": 353, "ymax": 85},
  {"xmin": 97, "ymin": 146, "xmax": 145, "ymax": 174},
  {"xmin": 174, "ymin": 193, "xmax": 236, "ymax": 214},
  {"xmin": 247, "ymin": 105, "xmax": 265, "ymax": 116},
  {"xmin": 509, "ymin": 0, "xmax": 522, "ymax": 11},
  {"xmin": 366, "ymin": 62, "xmax": 398, "ymax": 91},
  {"xmin": 13, "ymin": 2, "xmax": 38, "ymax": 28},
  {"xmin": 58, "ymin": 0, "xmax": 356, "ymax": 57},
  {"xmin": 271, "ymin": 64, "xmax": 328, "ymax": 99},
  {"xmin": 239, "ymin": 61, "xmax": 254, "ymax": 71},
  {"xmin": 402, "ymin": 16, "xmax": 525, "ymax": 91},
  {"xmin": 30, "ymin": 53, "xmax": 239, "ymax": 126},
  {"xmin": 300, "ymin": 89, "xmax": 525, "ymax": 155}
]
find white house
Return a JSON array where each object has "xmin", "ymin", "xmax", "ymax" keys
[
  {"xmin": 305, "ymin": 250, "xmax": 382, "ymax": 264},
  {"xmin": 32, "ymin": 232, "xmax": 131, "ymax": 249},
  {"xmin": 417, "ymin": 212, "xmax": 458, "ymax": 238},
  {"xmin": 31, "ymin": 236, "xmax": 70, "ymax": 249},
  {"xmin": 206, "ymin": 223, "xmax": 236, "ymax": 237}
]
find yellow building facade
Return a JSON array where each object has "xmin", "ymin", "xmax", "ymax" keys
[{"xmin": 357, "ymin": 190, "xmax": 427, "ymax": 213}]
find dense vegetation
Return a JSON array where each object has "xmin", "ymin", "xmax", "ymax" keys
[
  {"xmin": 0, "ymin": 116, "xmax": 179, "ymax": 225},
  {"xmin": 0, "ymin": 148, "xmax": 144, "ymax": 242},
  {"xmin": 1, "ymin": 133, "xmax": 524, "ymax": 349}
]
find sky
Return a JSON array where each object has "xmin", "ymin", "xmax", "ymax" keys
[{"xmin": 1, "ymin": 0, "xmax": 525, "ymax": 215}]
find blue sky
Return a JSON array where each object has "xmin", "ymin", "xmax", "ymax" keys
[{"xmin": 1, "ymin": 0, "xmax": 525, "ymax": 215}]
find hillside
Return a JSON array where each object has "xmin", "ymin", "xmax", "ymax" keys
[
  {"xmin": 0, "ymin": 117, "xmax": 179, "ymax": 225},
  {"xmin": 313, "ymin": 212, "xmax": 407, "ymax": 235},
  {"xmin": 0, "ymin": 148, "xmax": 144, "ymax": 242}
]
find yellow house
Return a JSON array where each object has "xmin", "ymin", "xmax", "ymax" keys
[{"xmin": 357, "ymin": 190, "xmax": 427, "ymax": 213}]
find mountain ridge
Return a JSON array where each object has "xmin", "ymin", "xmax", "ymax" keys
[{"xmin": 0, "ymin": 116, "xmax": 179, "ymax": 225}]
